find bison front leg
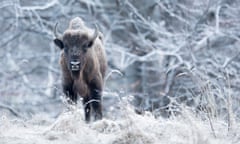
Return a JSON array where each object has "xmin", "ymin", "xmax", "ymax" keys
[
  {"xmin": 91, "ymin": 89, "xmax": 103, "ymax": 120},
  {"xmin": 63, "ymin": 83, "xmax": 77, "ymax": 104},
  {"xmin": 83, "ymin": 97, "xmax": 91, "ymax": 122},
  {"xmin": 89, "ymin": 80, "xmax": 103, "ymax": 121}
]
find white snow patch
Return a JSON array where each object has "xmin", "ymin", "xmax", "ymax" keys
[{"xmin": 0, "ymin": 107, "xmax": 238, "ymax": 144}]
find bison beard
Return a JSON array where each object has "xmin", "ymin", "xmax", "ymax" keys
[{"xmin": 53, "ymin": 17, "xmax": 107, "ymax": 122}]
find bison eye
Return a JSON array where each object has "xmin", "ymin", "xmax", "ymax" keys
[
  {"xmin": 86, "ymin": 41, "xmax": 93, "ymax": 47},
  {"xmin": 82, "ymin": 41, "xmax": 93, "ymax": 52},
  {"xmin": 64, "ymin": 47, "xmax": 68, "ymax": 53},
  {"xmin": 83, "ymin": 41, "xmax": 93, "ymax": 49}
]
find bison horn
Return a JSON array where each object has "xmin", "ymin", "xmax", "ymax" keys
[
  {"xmin": 92, "ymin": 24, "xmax": 99, "ymax": 41},
  {"xmin": 54, "ymin": 22, "xmax": 61, "ymax": 38}
]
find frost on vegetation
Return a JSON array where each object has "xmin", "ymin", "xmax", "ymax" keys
[{"xmin": 0, "ymin": 106, "xmax": 238, "ymax": 144}]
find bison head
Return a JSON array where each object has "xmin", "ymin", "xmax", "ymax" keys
[{"xmin": 53, "ymin": 23, "xmax": 98, "ymax": 77}]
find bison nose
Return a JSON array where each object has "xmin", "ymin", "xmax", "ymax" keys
[
  {"xmin": 70, "ymin": 61, "xmax": 80, "ymax": 65},
  {"xmin": 70, "ymin": 61, "xmax": 80, "ymax": 71}
]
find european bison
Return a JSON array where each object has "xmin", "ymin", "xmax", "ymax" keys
[{"xmin": 53, "ymin": 17, "xmax": 107, "ymax": 121}]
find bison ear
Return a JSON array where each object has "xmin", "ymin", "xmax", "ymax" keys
[{"xmin": 54, "ymin": 38, "xmax": 64, "ymax": 49}]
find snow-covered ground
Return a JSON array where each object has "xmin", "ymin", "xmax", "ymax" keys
[{"xmin": 0, "ymin": 104, "xmax": 239, "ymax": 144}]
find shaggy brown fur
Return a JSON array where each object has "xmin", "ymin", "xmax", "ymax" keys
[{"xmin": 54, "ymin": 17, "xmax": 107, "ymax": 121}]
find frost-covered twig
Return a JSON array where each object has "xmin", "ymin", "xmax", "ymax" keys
[
  {"xmin": 20, "ymin": 0, "xmax": 59, "ymax": 11},
  {"xmin": 0, "ymin": 103, "xmax": 24, "ymax": 118},
  {"xmin": 226, "ymin": 70, "xmax": 235, "ymax": 132}
]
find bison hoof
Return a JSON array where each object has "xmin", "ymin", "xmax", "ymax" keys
[{"xmin": 93, "ymin": 112, "xmax": 102, "ymax": 121}]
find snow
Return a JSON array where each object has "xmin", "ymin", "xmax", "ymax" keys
[{"xmin": 0, "ymin": 105, "xmax": 238, "ymax": 144}]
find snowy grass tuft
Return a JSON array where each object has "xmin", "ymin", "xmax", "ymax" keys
[{"xmin": 0, "ymin": 102, "xmax": 239, "ymax": 144}]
